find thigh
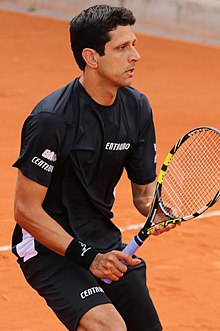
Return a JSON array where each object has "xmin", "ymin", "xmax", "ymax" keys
[
  {"xmin": 78, "ymin": 303, "xmax": 126, "ymax": 331},
  {"xmin": 21, "ymin": 251, "xmax": 111, "ymax": 331},
  {"xmin": 98, "ymin": 259, "xmax": 162, "ymax": 331}
]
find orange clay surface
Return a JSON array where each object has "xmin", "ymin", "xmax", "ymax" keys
[{"xmin": 0, "ymin": 9, "xmax": 220, "ymax": 331}]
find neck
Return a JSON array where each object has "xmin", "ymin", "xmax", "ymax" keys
[{"xmin": 79, "ymin": 74, "xmax": 118, "ymax": 106}]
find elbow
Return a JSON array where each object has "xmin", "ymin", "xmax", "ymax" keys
[{"xmin": 14, "ymin": 200, "xmax": 29, "ymax": 227}]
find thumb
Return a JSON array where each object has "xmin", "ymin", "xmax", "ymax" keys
[{"xmin": 121, "ymin": 253, "xmax": 142, "ymax": 266}]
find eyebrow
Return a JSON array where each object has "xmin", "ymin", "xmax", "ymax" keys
[
  {"xmin": 112, "ymin": 36, "xmax": 137, "ymax": 48},
  {"xmin": 107, "ymin": 28, "xmax": 137, "ymax": 48}
]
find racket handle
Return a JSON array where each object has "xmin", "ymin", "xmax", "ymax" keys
[
  {"xmin": 101, "ymin": 236, "xmax": 143, "ymax": 284},
  {"xmin": 122, "ymin": 236, "xmax": 143, "ymax": 256},
  {"xmin": 101, "ymin": 277, "xmax": 112, "ymax": 284}
]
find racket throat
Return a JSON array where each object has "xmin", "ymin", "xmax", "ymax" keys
[
  {"xmin": 134, "ymin": 234, "xmax": 144, "ymax": 246},
  {"xmin": 138, "ymin": 229, "xmax": 150, "ymax": 241},
  {"xmin": 139, "ymin": 208, "xmax": 158, "ymax": 241}
]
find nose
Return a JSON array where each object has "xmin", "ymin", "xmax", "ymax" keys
[{"xmin": 129, "ymin": 46, "xmax": 141, "ymax": 62}]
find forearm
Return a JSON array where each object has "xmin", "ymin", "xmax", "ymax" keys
[
  {"xmin": 14, "ymin": 170, "xmax": 73, "ymax": 256},
  {"xmin": 14, "ymin": 170, "xmax": 99, "ymax": 271},
  {"xmin": 131, "ymin": 181, "xmax": 156, "ymax": 217},
  {"xmin": 133, "ymin": 196, "xmax": 152, "ymax": 217},
  {"xmin": 14, "ymin": 203, "xmax": 73, "ymax": 256}
]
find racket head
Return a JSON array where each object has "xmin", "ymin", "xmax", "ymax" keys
[{"xmin": 157, "ymin": 126, "xmax": 220, "ymax": 221}]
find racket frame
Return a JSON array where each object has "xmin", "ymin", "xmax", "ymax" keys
[
  {"xmin": 138, "ymin": 126, "xmax": 220, "ymax": 240},
  {"xmin": 102, "ymin": 126, "xmax": 220, "ymax": 284}
]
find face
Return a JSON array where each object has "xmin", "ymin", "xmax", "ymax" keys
[{"xmin": 96, "ymin": 25, "xmax": 141, "ymax": 88}]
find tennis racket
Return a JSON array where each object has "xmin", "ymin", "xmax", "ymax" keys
[{"xmin": 102, "ymin": 126, "xmax": 220, "ymax": 284}]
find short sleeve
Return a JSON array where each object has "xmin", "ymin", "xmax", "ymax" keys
[
  {"xmin": 125, "ymin": 96, "xmax": 157, "ymax": 185},
  {"xmin": 13, "ymin": 112, "xmax": 68, "ymax": 187}
]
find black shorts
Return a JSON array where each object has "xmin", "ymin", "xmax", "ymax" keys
[{"xmin": 21, "ymin": 251, "xmax": 162, "ymax": 331}]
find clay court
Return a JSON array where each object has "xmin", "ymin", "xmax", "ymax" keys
[{"xmin": 0, "ymin": 8, "xmax": 220, "ymax": 331}]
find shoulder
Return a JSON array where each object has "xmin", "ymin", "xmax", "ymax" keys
[
  {"xmin": 23, "ymin": 112, "xmax": 67, "ymax": 133},
  {"xmin": 118, "ymin": 86, "xmax": 153, "ymax": 124},
  {"xmin": 31, "ymin": 79, "xmax": 77, "ymax": 123},
  {"xmin": 119, "ymin": 86, "xmax": 151, "ymax": 111}
]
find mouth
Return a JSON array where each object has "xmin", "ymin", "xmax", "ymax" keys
[{"xmin": 125, "ymin": 67, "xmax": 135, "ymax": 76}]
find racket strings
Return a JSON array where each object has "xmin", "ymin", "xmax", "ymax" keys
[
  {"xmin": 181, "ymin": 133, "xmax": 219, "ymax": 192},
  {"xmin": 161, "ymin": 129, "xmax": 220, "ymax": 218}
]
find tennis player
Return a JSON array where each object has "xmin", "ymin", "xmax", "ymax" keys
[{"xmin": 12, "ymin": 5, "xmax": 175, "ymax": 331}]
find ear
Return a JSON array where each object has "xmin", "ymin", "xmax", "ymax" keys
[{"xmin": 82, "ymin": 48, "xmax": 98, "ymax": 68}]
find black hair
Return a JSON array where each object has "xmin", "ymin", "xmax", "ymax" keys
[{"xmin": 69, "ymin": 5, "xmax": 136, "ymax": 70}]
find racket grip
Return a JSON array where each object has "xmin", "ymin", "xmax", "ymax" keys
[
  {"xmin": 101, "ymin": 236, "xmax": 143, "ymax": 285},
  {"xmin": 122, "ymin": 236, "xmax": 143, "ymax": 256},
  {"xmin": 101, "ymin": 277, "xmax": 112, "ymax": 284}
]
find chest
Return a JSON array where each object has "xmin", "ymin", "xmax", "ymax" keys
[{"xmin": 69, "ymin": 101, "xmax": 138, "ymax": 173}]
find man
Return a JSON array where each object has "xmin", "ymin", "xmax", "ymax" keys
[{"xmin": 12, "ymin": 5, "xmax": 175, "ymax": 331}]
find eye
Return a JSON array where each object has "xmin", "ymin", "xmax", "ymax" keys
[
  {"xmin": 132, "ymin": 40, "xmax": 137, "ymax": 47},
  {"xmin": 119, "ymin": 44, "xmax": 126, "ymax": 51}
]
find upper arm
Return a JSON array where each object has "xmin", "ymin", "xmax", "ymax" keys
[
  {"xmin": 125, "ymin": 96, "xmax": 156, "ymax": 185},
  {"xmin": 13, "ymin": 113, "xmax": 67, "ymax": 187}
]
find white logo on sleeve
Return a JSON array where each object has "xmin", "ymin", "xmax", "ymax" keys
[
  {"xmin": 31, "ymin": 149, "xmax": 57, "ymax": 173},
  {"xmin": 42, "ymin": 149, "xmax": 57, "ymax": 162},
  {"xmin": 31, "ymin": 157, "xmax": 54, "ymax": 173}
]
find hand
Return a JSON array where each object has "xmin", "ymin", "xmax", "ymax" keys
[
  {"xmin": 146, "ymin": 201, "xmax": 181, "ymax": 236},
  {"xmin": 89, "ymin": 250, "xmax": 141, "ymax": 281},
  {"xmin": 150, "ymin": 221, "xmax": 178, "ymax": 236}
]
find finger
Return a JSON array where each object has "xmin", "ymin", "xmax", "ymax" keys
[
  {"xmin": 101, "ymin": 259, "xmax": 126, "ymax": 281},
  {"xmin": 104, "ymin": 257, "xmax": 141, "ymax": 281},
  {"xmin": 165, "ymin": 223, "xmax": 177, "ymax": 231},
  {"xmin": 150, "ymin": 226, "xmax": 160, "ymax": 236},
  {"xmin": 104, "ymin": 252, "xmax": 128, "ymax": 273},
  {"xmin": 108, "ymin": 250, "xmax": 141, "ymax": 267},
  {"xmin": 111, "ymin": 259, "xmax": 128, "ymax": 275},
  {"xmin": 104, "ymin": 268, "xmax": 124, "ymax": 281},
  {"xmin": 151, "ymin": 223, "xmax": 176, "ymax": 235},
  {"xmin": 118, "ymin": 253, "xmax": 142, "ymax": 266},
  {"xmin": 106, "ymin": 271, "xmax": 125, "ymax": 282}
]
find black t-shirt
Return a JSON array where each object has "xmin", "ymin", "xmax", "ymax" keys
[{"xmin": 12, "ymin": 78, "xmax": 156, "ymax": 263}]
